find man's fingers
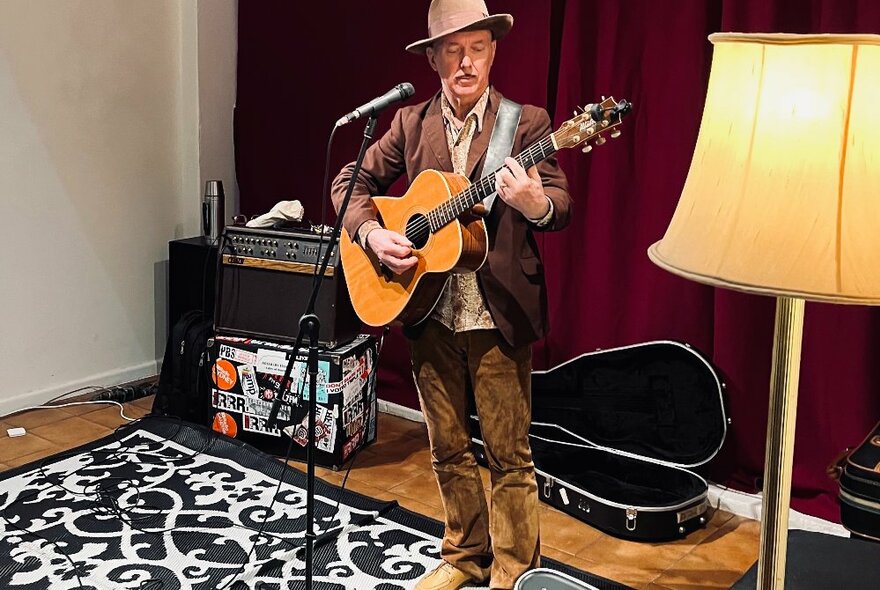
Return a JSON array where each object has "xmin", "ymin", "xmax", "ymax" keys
[
  {"xmin": 496, "ymin": 167, "xmax": 514, "ymax": 191},
  {"xmin": 505, "ymin": 157, "xmax": 528, "ymax": 181},
  {"xmin": 527, "ymin": 165, "xmax": 541, "ymax": 181},
  {"xmin": 390, "ymin": 234, "xmax": 413, "ymax": 247},
  {"xmin": 385, "ymin": 255, "xmax": 418, "ymax": 275},
  {"xmin": 383, "ymin": 243, "xmax": 413, "ymax": 258}
]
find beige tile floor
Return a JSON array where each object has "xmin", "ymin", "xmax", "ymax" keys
[{"xmin": 0, "ymin": 396, "xmax": 760, "ymax": 589}]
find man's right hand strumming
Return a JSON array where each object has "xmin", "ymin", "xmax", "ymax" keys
[{"xmin": 366, "ymin": 228, "xmax": 419, "ymax": 275}]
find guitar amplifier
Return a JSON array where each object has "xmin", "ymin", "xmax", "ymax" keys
[{"xmin": 215, "ymin": 225, "xmax": 361, "ymax": 348}]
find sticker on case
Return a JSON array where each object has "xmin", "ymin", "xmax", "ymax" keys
[
  {"xmin": 212, "ymin": 359, "xmax": 237, "ymax": 391},
  {"xmin": 218, "ymin": 343, "xmax": 258, "ymax": 366},
  {"xmin": 212, "ymin": 412, "xmax": 238, "ymax": 438}
]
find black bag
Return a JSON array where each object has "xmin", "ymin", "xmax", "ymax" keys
[
  {"xmin": 838, "ymin": 421, "xmax": 880, "ymax": 542},
  {"xmin": 152, "ymin": 310, "xmax": 214, "ymax": 425},
  {"xmin": 471, "ymin": 340, "xmax": 728, "ymax": 542}
]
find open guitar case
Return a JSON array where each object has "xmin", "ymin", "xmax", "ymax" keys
[{"xmin": 470, "ymin": 340, "xmax": 728, "ymax": 541}]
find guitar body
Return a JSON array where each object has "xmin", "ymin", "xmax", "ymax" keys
[
  {"xmin": 339, "ymin": 95, "xmax": 632, "ymax": 327},
  {"xmin": 340, "ymin": 169, "xmax": 488, "ymax": 327}
]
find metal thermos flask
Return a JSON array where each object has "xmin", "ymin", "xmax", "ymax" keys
[{"xmin": 202, "ymin": 180, "xmax": 225, "ymax": 241}]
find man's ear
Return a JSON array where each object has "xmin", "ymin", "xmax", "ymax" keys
[{"xmin": 426, "ymin": 46, "xmax": 438, "ymax": 72}]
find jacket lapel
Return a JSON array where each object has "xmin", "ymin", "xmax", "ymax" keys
[
  {"xmin": 465, "ymin": 87, "xmax": 502, "ymax": 179},
  {"xmin": 422, "ymin": 94, "xmax": 453, "ymax": 172}
]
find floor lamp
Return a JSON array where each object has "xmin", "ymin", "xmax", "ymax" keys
[{"xmin": 648, "ymin": 33, "xmax": 880, "ymax": 589}]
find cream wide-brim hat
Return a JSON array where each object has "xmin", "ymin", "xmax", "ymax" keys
[{"xmin": 405, "ymin": 0, "xmax": 513, "ymax": 54}]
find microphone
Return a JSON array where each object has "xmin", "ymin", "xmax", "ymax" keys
[{"xmin": 335, "ymin": 82, "xmax": 415, "ymax": 127}]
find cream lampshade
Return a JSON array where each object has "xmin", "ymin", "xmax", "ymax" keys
[{"xmin": 649, "ymin": 33, "xmax": 880, "ymax": 589}]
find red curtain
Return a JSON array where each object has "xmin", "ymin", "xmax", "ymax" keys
[{"xmin": 235, "ymin": 0, "xmax": 880, "ymax": 522}]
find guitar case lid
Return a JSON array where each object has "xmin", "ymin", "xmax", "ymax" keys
[{"xmin": 530, "ymin": 340, "xmax": 727, "ymax": 468}]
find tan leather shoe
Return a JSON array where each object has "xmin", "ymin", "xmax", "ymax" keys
[{"xmin": 414, "ymin": 561, "xmax": 474, "ymax": 590}]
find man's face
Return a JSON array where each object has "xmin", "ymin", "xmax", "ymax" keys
[{"xmin": 427, "ymin": 30, "xmax": 495, "ymax": 104}]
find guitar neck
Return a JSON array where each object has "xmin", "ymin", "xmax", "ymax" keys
[{"xmin": 428, "ymin": 135, "xmax": 558, "ymax": 229}]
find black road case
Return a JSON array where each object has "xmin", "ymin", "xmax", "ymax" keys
[
  {"xmin": 209, "ymin": 333, "xmax": 378, "ymax": 469},
  {"xmin": 471, "ymin": 340, "xmax": 728, "ymax": 541},
  {"xmin": 839, "ymin": 421, "xmax": 880, "ymax": 541}
]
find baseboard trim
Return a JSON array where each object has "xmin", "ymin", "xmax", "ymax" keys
[
  {"xmin": 708, "ymin": 484, "xmax": 848, "ymax": 537},
  {"xmin": 377, "ymin": 398, "xmax": 425, "ymax": 423},
  {"xmin": 377, "ymin": 399, "xmax": 848, "ymax": 536},
  {"xmin": 2, "ymin": 360, "xmax": 160, "ymax": 417}
]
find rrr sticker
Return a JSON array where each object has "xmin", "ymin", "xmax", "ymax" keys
[
  {"xmin": 212, "ymin": 412, "xmax": 238, "ymax": 438},
  {"xmin": 212, "ymin": 359, "xmax": 237, "ymax": 391}
]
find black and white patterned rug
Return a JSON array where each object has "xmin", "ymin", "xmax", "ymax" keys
[{"xmin": 0, "ymin": 416, "xmax": 630, "ymax": 590}]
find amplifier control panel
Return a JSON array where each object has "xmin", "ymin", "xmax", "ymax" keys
[{"xmin": 223, "ymin": 226, "xmax": 339, "ymax": 267}]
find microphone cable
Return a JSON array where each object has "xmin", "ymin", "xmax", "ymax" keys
[{"xmin": 310, "ymin": 122, "xmax": 338, "ymax": 292}]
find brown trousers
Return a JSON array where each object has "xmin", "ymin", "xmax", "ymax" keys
[{"xmin": 410, "ymin": 320, "xmax": 540, "ymax": 590}]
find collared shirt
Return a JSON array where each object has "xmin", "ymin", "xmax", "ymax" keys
[{"xmin": 430, "ymin": 87, "xmax": 497, "ymax": 333}]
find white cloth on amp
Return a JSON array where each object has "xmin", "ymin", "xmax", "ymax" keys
[{"xmin": 245, "ymin": 200, "xmax": 305, "ymax": 228}]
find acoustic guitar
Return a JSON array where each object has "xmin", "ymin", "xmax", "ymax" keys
[{"xmin": 339, "ymin": 96, "xmax": 632, "ymax": 327}]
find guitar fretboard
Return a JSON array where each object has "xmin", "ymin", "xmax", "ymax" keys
[{"xmin": 426, "ymin": 135, "xmax": 558, "ymax": 230}]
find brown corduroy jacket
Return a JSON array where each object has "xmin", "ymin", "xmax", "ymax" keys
[{"xmin": 331, "ymin": 87, "xmax": 571, "ymax": 347}]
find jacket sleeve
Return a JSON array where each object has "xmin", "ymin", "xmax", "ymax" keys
[
  {"xmin": 330, "ymin": 108, "xmax": 408, "ymax": 239},
  {"xmin": 520, "ymin": 106, "xmax": 572, "ymax": 232}
]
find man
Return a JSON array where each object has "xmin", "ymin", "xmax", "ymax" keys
[{"xmin": 331, "ymin": 1, "xmax": 571, "ymax": 588}]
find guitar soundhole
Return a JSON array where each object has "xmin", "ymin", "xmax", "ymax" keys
[{"xmin": 405, "ymin": 214, "xmax": 431, "ymax": 249}]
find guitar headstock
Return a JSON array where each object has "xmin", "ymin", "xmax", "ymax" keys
[{"xmin": 552, "ymin": 96, "xmax": 632, "ymax": 153}]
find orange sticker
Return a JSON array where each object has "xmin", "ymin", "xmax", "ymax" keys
[
  {"xmin": 212, "ymin": 359, "xmax": 237, "ymax": 390},
  {"xmin": 213, "ymin": 412, "xmax": 238, "ymax": 438}
]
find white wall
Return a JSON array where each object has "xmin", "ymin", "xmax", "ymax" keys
[
  {"xmin": 0, "ymin": 0, "xmax": 238, "ymax": 414},
  {"xmin": 197, "ymin": 1, "xmax": 239, "ymax": 216}
]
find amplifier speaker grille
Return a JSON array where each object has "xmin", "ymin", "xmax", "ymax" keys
[{"xmin": 214, "ymin": 228, "xmax": 361, "ymax": 348}]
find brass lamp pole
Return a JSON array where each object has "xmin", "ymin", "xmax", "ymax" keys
[{"xmin": 649, "ymin": 33, "xmax": 880, "ymax": 589}]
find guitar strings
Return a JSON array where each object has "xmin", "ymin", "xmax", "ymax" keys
[
  {"xmin": 404, "ymin": 137, "xmax": 556, "ymax": 239},
  {"xmin": 401, "ymin": 106, "xmax": 627, "ymax": 241},
  {"xmin": 405, "ymin": 153, "xmax": 546, "ymax": 239}
]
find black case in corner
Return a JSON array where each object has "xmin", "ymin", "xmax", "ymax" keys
[
  {"xmin": 470, "ymin": 340, "xmax": 728, "ymax": 542},
  {"xmin": 839, "ymin": 421, "xmax": 880, "ymax": 542}
]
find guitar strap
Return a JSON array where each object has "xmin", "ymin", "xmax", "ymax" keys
[{"xmin": 481, "ymin": 97, "xmax": 523, "ymax": 212}]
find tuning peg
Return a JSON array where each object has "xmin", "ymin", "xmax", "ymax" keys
[
  {"xmin": 610, "ymin": 129, "xmax": 621, "ymax": 138},
  {"xmin": 574, "ymin": 110, "xmax": 579, "ymax": 116},
  {"xmin": 581, "ymin": 144, "xmax": 592, "ymax": 153},
  {"xmin": 595, "ymin": 135, "xmax": 606, "ymax": 145}
]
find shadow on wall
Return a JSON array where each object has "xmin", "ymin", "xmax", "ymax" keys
[{"xmin": 154, "ymin": 259, "xmax": 168, "ymax": 366}]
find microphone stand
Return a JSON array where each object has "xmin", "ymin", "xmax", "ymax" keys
[{"xmin": 266, "ymin": 114, "xmax": 379, "ymax": 590}]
